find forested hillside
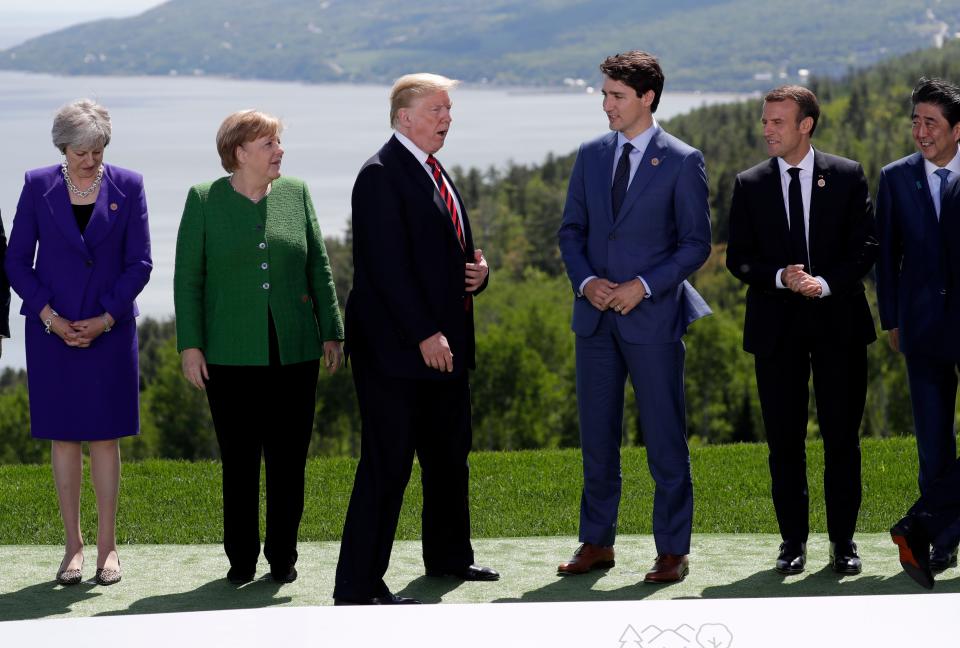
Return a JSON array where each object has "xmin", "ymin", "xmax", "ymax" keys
[{"xmin": 1, "ymin": 0, "xmax": 957, "ymax": 90}]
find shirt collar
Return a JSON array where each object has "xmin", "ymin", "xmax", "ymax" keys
[
  {"xmin": 923, "ymin": 146, "xmax": 960, "ymax": 177},
  {"xmin": 394, "ymin": 130, "xmax": 431, "ymax": 166},
  {"xmin": 617, "ymin": 118, "xmax": 658, "ymax": 153},
  {"xmin": 777, "ymin": 146, "xmax": 815, "ymax": 177}
]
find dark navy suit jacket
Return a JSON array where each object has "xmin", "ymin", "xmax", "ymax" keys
[{"xmin": 876, "ymin": 152, "xmax": 955, "ymax": 358}]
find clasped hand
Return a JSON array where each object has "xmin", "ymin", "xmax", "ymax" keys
[
  {"xmin": 583, "ymin": 277, "xmax": 647, "ymax": 315},
  {"xmin": 465, "ymin": 248, "xmax": 488, "ymax": 292},
  {"xmin": 42, "ymin": 307, "xmax": 113, "ymax": 348},
  {"xmin": 782, "ymin": 264, "xmax": 822, "ymax": 298}
]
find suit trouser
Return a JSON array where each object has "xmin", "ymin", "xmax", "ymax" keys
[
  {"xmin": 909, "ymin": 455, "xmax": 960, "ymax": 541},
  {"xmin": 904, "ymin": 352, "xmax": 960, "ymax": 550},
  {"xmin": 575, "ymin": 310, "xmax": 692, "ymax": 555},
  {"xmin": 754, "ymin": 336, "xmax": 865, "ymax": 544},
  {"xmin": 205, "ymin": 358, "xmax": 319, "ymax": 572},
  {"xmin": 333, "ymin": 359, "xmax": 474, "ymax": 600}
]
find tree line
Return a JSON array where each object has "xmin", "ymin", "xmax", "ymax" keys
[{"xmin": 3, "ymin": 39, "xmax": 960, "ymax": 463}]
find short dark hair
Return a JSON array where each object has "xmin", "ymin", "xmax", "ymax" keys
[
  {"xmin": 911, "ymin": 77, "xmax": 960, "ymax": 127},
  {"xmin": 764, "ymin": 85, "xmax": 820, "ymax": 136},
  {"xmin": 599, "ymin": 51, "xmax": 665, "ymax": 113}
]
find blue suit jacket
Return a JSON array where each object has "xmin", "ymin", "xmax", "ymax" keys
[
  {"xmin": 876, "ymin": 152, "xmax": 951, "ymax": 357},
  {"xmin": 558, "ymin": 128, "xmax": 712, "ymax": 343}
]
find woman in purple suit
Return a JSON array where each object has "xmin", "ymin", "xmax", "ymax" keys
[{"xmin": 6, "ymin": 99, "xmax": 152, "ymax": 587}]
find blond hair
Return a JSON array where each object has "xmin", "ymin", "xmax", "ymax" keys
[
  {"xmin": 389, "ymin": 73, "xmax": 459, "ymax": 128},
  {"xmin": 215, "ymin": 110, "xmax": 283, "ymax": 172}
]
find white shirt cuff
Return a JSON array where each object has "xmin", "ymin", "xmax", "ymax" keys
[
  {"xmin": 776, "ymin": 268, "xmax": 788, "ymax": 289},
  {"xmin": 637, "ymin": 276, "xmax": 651, "ymax": 298},
  {"xmin": 578, "ymin": 275, "xmax": 598, "ymax": 297},
  {"xmin": 815, "ymin": 276, "xmax": 831, "ymax": 298}
]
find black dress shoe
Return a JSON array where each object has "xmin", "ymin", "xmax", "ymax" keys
[
  {"xmin": 226, "ymin": 566, "xmax": 256, "ymax": 585},
  {"xmin": 890, "ymin": 516, "xmax": 934, "ymax": 590},
  {"xmin": 929, "ymin": 545, "xmax": 958, "ymax": 574},
  {"xmin": 775, "ymin": 541, "xmax": 806, "ymax": 575},
  {"xmin": 829, "ymin": 541, "xmax": 862, "ymax": 574},
  {"xmin": 334, "ymin": 593, "xmax": 422, "ymax": 605},
  {"xmin": 270, "ymin": 565, "xmax": 298, "ymax": 583},
  {"xmin": 425, "ymin": 564, "xmax": 500, "ymax": 581}
]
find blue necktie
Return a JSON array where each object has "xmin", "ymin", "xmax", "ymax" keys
[
  {"xmin": 612, "ymin": 142, "xmax": 634, "ymax": 217},
  {"xmin": 936, "ymin": 168, "xmax": 951, "ymax": 218}
]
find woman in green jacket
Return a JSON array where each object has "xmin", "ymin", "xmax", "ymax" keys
[{"xmin": 174, "ymin": 110, "xmax": 344, "ymax": 585}]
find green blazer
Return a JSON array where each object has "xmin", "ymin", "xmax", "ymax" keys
[{"xmin": 174, "ymin": 176, "xmax": 344, "ymax": 365}]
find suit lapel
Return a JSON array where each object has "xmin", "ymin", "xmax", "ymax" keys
[
  {"xmin": 762, "ymin": 157, "xmax": 792, "ymax": 258},
  {"xmin": 597, "ymin": 132, "xmax": 617, "ymax": 223},
  {"xmin": 808, "ymin": 151, "xmax": 830, "ymax": 269},
  {"xmin": 82, "ymin": 167, "xmax": 124, "ymax": 250},
  {"xmin": 615, "ymin": 129, "xmax": 665, "ymax": 223},
  {"xmin": 42, "ymin": 171, "xmax": 87, "ymax": 257},
  {"xmin": 906, "ymin": 153, "xmax": 938, "ymax": 226}
]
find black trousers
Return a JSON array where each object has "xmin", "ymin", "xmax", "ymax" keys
[
  {"xmin": 206, "ymin": 356, "xmax": 319, "ymax": 572},
  {"xmin": 333, "ymin": 359, "xmax": 474, "ymax": 600},
  {"xmin": 911, "ymin": 455, "xmax": 960, "ymax": 541},
  {"xmin": 754, "ymin": 326, "xmax": 866, "ymax": 544}
]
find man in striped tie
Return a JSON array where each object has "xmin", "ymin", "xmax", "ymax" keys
[{"xmin": 334, "ymin": 73, "xmax": 497, "ymax": 606}]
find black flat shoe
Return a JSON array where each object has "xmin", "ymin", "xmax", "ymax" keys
[
  {"xmin": 334, "ymin": 593, "xmax": 422, "ymax": 605},
  {"xmin": 270, "ymin": 565, "xmax": 298, "ymax": 583},
  {"xmin": 775, "ymin": 541, "xmax": 806, "ymax": 575},
  {"xmin": 930, "ymin": 545, "xmax": 958, "ymax": 574},
  {"xmin": 425, "ymin": 564, "xmax": 500, "ymax": 581},
  {"xmin": 226, "ymin": 566, "xmax": 255, "ymax": 585},
  {"xmin": 829, "ymin": 541, "xmax": 862, "ymax": 574}
]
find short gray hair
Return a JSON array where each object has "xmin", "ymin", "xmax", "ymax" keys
[
  {"xmin": 389, "ymin": 73, "xmax": 459, "ymax": 128},
  {"xmin": 51, "ymin": 99, "xmax": 112, "ymax": 153}
]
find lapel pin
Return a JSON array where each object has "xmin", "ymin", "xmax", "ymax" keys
[
  {"xmin": 109, "ymin": 202, "xmax": 118, "ymax": 211},
  {"xmin": 917, "ymin": 180, "xmax": 924, "ymax": 190},
  {"xmin": 817, "ymin": 177, "xmax": 826, "ymax": 188},
  {"xmin": 651, "ymin": 158, "xmax": 660, "ymax": 167}
]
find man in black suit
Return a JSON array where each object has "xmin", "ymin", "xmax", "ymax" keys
[
  {"xmin": 726, "ymin": 85, "xmax": 877, "ymax": 575},
  {"xmin": 333, "ymin": 73, "xmax": 497, "ymax": 605}
]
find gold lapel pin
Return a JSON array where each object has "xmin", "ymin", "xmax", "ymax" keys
[
  {"xmin": 651, "ymin": 158, "xmax": 660, "ymax": 167},
  {"xmin": 817, "ymin": 177, "xmax": 826, "ymax": 188},
  {"xmin": 109, "ymin": 202, "xmax": 118, "ymax": 211}
]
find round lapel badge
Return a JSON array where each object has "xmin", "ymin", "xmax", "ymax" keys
[{"xmin": 109, "ymin": 202, "xmax": 119, "ymax": 211}]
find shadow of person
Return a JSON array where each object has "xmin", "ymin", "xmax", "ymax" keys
[
  {"xmin": 0, "ymin": 580, "xmax": 101, "ymax": 621},
  {"xmin": 96, "ymin": 575, "xmax": 291, "ymax": 617},
  {"xmin": 696, "ymin": 564, "xmax": 960, "ymax": 599},
  {"xmin": 395, "ymin": 575, "xmax": 464, "ymax": 603},
  {"xmin": 492, "ymin": 568, "xmax": 666, "ymax": 604}
]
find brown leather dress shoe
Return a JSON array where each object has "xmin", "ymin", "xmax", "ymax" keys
[
  {"xmin": 557, "ymin": 543, "xmax": 615, "ymax": 575},
  {"xmin": 643, "ymin": 554, "xmax": 689, "ymax": 583}
]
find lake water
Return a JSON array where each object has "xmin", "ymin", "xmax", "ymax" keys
[{"xmin": 0, "ymin": 71, "xmax": 750, "ymax": 368}]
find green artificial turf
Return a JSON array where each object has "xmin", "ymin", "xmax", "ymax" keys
[{"xmin": 0, "ymin": 438, "xmax": 920, "ymax": 545}]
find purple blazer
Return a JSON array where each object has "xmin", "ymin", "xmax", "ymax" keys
[{"xmin": 5, "ymin": 163, "xmax": 152, "ymax": 440}]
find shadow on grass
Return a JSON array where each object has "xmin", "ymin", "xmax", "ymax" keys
[
  {"xmin": 696, "ymin": 564, "xmax": 960, "ymax": 598},
  {"xmin": 95, "ymin": 575, "xmax": 292, "ymax": 616},
  {"xmin": 492, "ymin": 568, "xmax": 666, "ymax": 603},
  {"xmin": 395, "ymin": 575, "xmax": 465, "ymax": 603},
  {"xmin": 0, "ymin": 579, "xmax": 101, "ymax": 621}
]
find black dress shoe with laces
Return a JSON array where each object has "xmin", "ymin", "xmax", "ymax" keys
[
  {"xmin": 425, "ymin": 564, "xmax": 500, "ymax": 581},
  {"xmin": 775, "ymin": 541, "xmax": 806, "ymax": 575},
  {"xmin": 929, "ymin": 545, "xmax": 958, "ymax": 574},
  {"xmin": 829, "ymin": 541, "xmax": 862, "ymax": 574},
  {"xmin": 891, "ymin": 516, "xmax": 934, "ymax": 589},
  {"xmin": 334, "ymin": 593, "xmax": 422, "ymax": 605}
]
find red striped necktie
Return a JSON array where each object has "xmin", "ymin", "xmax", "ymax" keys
[{"xmin": 426, "ymin": 154, "xmax": 465, "ymax": 248}]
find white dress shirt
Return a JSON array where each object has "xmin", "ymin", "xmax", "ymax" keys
[
  {"xmin": 774, "ymin": 146, "xmax": 831, "ymax": 297},
  {"xmin": 923, "ymin": 146, "xmax": 960, "ymax": 219},
  {"xmin": 579, "ymin": 121, "xmax": 658, "ymax": 298},
  {"xmin": 394, "ymin": 130, "xmax": 465, "ymax": 236}
]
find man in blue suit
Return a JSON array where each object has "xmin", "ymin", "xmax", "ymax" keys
[
  {"xmin": 557, "ymin": 50, "xmax": 711, "ymax": 584},
  {"xmin": 877, "ymin": 77, "xmax": 960, "ymax": 573}
]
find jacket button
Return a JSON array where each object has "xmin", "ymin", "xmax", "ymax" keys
[
  {"xmin": 261, "ymin": 262, "xmax": 268, "ymax": 270},
  {"xmin": 262, "ymin": 282, "xmax": 270, "ymax": 290},
  {"xmin": 258, "ymin": 242, "xmax": 266, "ymax": 249},
  {"xmin": 608, "ymin": 233, "xmax": 616, "ymax": 240},
  {"xmin": 940, "ymin": 288, "xmax": 947, "ymax": 295},
  {"xmin": 86, "ymin": 260, "xmax": 93, "ymax": 267}
]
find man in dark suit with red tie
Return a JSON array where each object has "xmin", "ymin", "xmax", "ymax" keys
[
  {"xmin": 726, "ymin": 85, "xmax": 877, "ymax": 576},
  {"xmin": 333, "ymin": 73, "xmax": 497, "ymax": 605}
]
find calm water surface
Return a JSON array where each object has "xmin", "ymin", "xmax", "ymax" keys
[{"xmin": 0, "ymin": 71, "xmax": 750, "ymax": 368}]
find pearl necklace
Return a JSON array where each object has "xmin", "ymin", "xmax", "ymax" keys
[{"xmin": 61, "ymin": 161, "xmax": 104, "ymax": 199}]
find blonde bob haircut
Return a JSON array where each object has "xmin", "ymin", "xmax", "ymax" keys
[
  {"xmin": 389, "ymin": 73, "xmax": 460, "ymax": 128},
  {"xmin": 216, "ymin": 110, "xmax": 283, "ymax": 173}
]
